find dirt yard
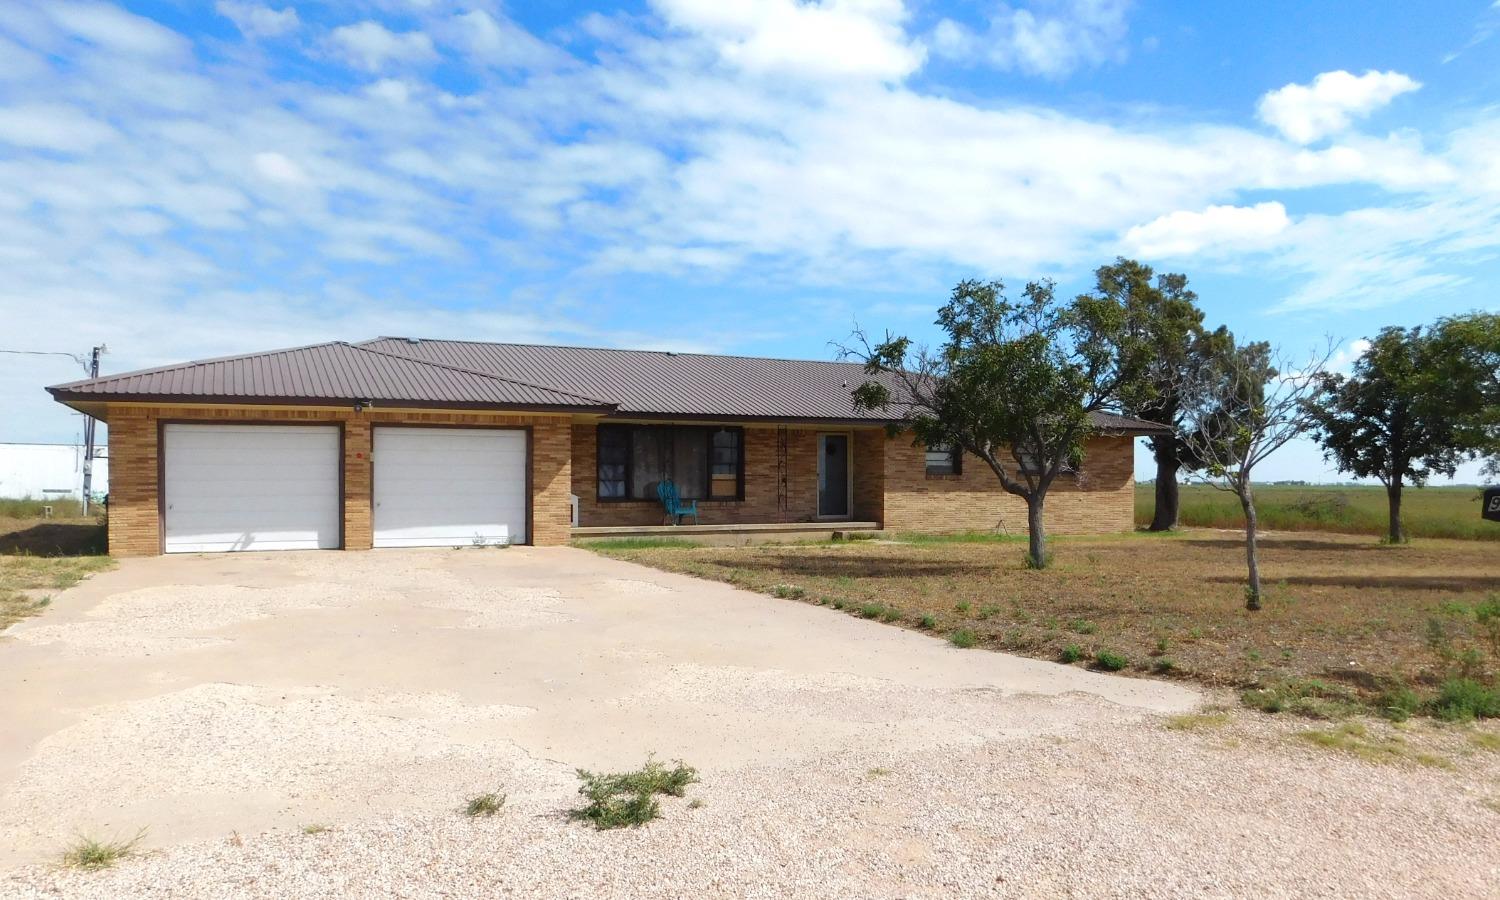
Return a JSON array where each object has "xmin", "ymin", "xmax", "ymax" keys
[{"xmin": 592, "ymin": 531, "xmax": 1500, "ymax": 703}]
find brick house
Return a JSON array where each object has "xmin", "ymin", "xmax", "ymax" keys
[{"xmin": 47, "ymin": 339, "xmax": 1168, "ymax": 557}]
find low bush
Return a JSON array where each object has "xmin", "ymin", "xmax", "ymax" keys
[
  {"xmin": 61, "ymin": 830, "xmax": 145, "ymax": 870},
  {"xmin": 1058, "ymin": 644, "xmax": 1083, "ymax": 664},
  {"xmin": 859, "ymin": 602, "xmax": 884, "ymax": 619},
  {"xmin": 1093, "ymin": 649, "xmax": 1128, "ymax": 672},
  {"xmin": 1241, "ymin": 679, "xmax": 1358, "ymax": 719},
  {"xmin": 917, "ymin": 614, "xmax": 936, "ymax": 630},
  {"xmin": 1374, "ymin": 684, "xmax": 1421, "ymax": 722},
  {"xmin": 772, "ymin": 584, "xmax": 807, "ymax": 600},
  {"xmin": 1430, "ymin": 679, "xmax": 1500, "ymax": 722},
  {"xmin": 949, "ymin": 629, "xmax": 978, "ymax": 649},
  {"xmin": 571, "ymin": 757, "xmax": 698, "ymax": 830}
]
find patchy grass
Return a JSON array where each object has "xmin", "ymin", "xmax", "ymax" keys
[
  {"xmin": 300, "ymin": 824, "xmax": 329, "ymax": 835},
  {"xmin": 576, "ymin": 537, "xmax": 704, "ymax": 551},
  {"xmin": 1166, "ymin": 710, "xmax": 1231, "ymax": 731},
  {"xmin": 589, "ymin": 530, "xmax": 1500, "ymax": 717},
  {"xmin": 570, "ymin": 757, "xmax": 698, "ymax": 830},
  {"xmin": 1140, "ymin": 483, "xmax": 1497, "ymax": 542},
  {"xmin": 60, "ymin": 830, "xmax": 145, "ymax": 870},
  {"xmin": 464, "ymin": 792, "xmax": 506, "ymax": 817},
  {"xmin": 1295, "ymin": 722, "xmax": 1453, "ymax": 768},
  {"xmin": 949, "ymin": 628, "xmax": 978, "ymax": 649},
  {"xmin": 0, "ymin": 553, "xmax": 115, "ymax": 630},
  {"xmin": 1092, "ymin": 649, "xmax": 1128, "ymax": 672}
]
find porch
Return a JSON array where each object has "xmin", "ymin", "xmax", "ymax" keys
[{"xmin": 571, "ymin": 520, "xmax": 884, "ymax": 546}]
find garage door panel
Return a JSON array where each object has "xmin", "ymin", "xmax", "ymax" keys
[
  {"xmin": 163, "ymin": 424, "xmax": 341, "ymax": 553},
  {"xmin": 373, "ymin": 428, "xmax": 527, "ymax": 548}
]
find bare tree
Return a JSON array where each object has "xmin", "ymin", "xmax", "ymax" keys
[{"xmin": 1177, "ymin": 338, "xmax": 1334, "ymax": 610}]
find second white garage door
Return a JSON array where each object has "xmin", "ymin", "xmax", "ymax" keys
[{"xmin": 373, "ymin": 427, "xmax": 528, "ymax": 547}]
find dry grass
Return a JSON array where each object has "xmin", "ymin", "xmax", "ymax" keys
[
  {"xmin": 0, "ymin": 515, "xmax": 114, "ymax": 631},
  {"xmin": 593, "ymin": 530, "xmax": 1499, "ymax": 704}
]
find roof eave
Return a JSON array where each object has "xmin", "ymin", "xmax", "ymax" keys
[{"xmin": 45, "ymin": 389, "xmax": 617, "ymax": 416}]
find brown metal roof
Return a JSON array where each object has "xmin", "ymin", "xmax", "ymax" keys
[
  {"xmin": 47, "ymin": 341, "xmax": 614, "ymax": 411},
  {"xmin": 47, "ymin": 336, "xmax": 1172, "ymax": 434}
]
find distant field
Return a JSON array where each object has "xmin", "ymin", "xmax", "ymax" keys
[{"xmin": 1136, "ymin": 483, "xmax": 1498, "ymax": 541}]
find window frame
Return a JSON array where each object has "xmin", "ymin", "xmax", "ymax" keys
[
  {"xmin": 596, "ymin": 424, "xmax": 746, "ymax": 503},
  {"xmin": 924, "ymin": 442, "xmax": 962, "ymax": 477}
]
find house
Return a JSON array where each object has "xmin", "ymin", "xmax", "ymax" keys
[{"xmin": 46, "ymin": 339, "xmax": 1169, "ymax": 556}]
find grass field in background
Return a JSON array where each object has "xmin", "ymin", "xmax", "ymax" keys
[{"xmin": 1136, "ymin": 483, "xmax": 1497, "ymax": 541}]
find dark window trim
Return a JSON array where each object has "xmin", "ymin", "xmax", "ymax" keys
[
  {"xmin": 925, "ymin": 442, "xmax": 962, "ymax": 477},
  {"xmin": 596, "ymin": 424, "xmax": 745, "ymax": 503}
]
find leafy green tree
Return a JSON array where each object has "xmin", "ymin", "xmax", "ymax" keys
[
  {"xmin": 846, "ymin": 278, "xmax": 1149, "ymax": 568},
  {"xmin": 1080, "ymin": 258, "xmax": 1209, "ymax": 531},
  {"xmin": 1424, "ymin": 312, "xmax": 1500, "ymax": 478},
  {"xmin": 1306, "ymin": 325, "xmax": 1480, "ymax": 543}
]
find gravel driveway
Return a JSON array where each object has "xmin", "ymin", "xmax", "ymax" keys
[{"xmin": 0, "ymin": 547, "xmax": 1495, "ymax": 898}]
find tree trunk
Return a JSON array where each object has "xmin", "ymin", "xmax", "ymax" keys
[
  {"xmin": 1149, "ymin": 449, "xmax": 1181, "ymax": 532},
  {"xmin": 1386, "ymin": 480, "xmax": 1405, "ymax": 544},
  {"xmin": 1239, "ymin": 487, "xmax": 1261, "ymax": 611},
  {"xmin": 1026, "ymin": 495, "xmax": 1047, "ymax": 568}
]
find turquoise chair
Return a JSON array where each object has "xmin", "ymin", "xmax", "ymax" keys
[{"xmin": 656, "ymin": 479, "xmax": 699, "ymax": 525}]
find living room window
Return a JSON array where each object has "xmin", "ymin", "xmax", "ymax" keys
[
  {"xmin": 597, "ymin": 425, "xmax": 745, "ymax": 501},
  {"xmin": 925, "ymin": 442, "xmax": 961, "ymax": 476}
]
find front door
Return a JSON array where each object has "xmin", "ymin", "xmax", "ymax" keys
[{"xmin": 818, "ymin": 434, "xmax": 850, "ymax": 518}]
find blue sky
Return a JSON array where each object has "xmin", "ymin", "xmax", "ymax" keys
[{"xmin": 1, "ymin": 0, "xmax": 1497, "ymax": 482}]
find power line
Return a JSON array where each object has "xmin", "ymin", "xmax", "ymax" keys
[{"xmin": 0, "ymin": 348, "xmax": 93, "ymax": 372}]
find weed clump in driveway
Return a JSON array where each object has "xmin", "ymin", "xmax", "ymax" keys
[
  {"xmin": 61, "ymin": 829, "xmax": 145, "ymax": 870},
  {"xmin": 571, "ymin": 756, "xmax": 698, "ymax": 829},
  {"xmin": 465, "ymin": 791, "xmax": 506, "ymax": 817}
]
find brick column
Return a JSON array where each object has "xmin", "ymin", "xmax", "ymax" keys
[
  {"xmin": 343, "ymin": 418, "xmax": 373, "ymax": 550},
  {"xmin": 530, "ymin": 418, "xmax": 573, "ymax": 545},
  {"xmin": 105, "ymin": 408, "xmax": 160, "ymax": 556}
]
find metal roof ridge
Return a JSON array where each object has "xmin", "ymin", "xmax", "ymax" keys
[
  {"xmin": 45, "ymin": 341, "xmax": 349, "ymax": 392},
  {"xmin": 350, "ymin": 343, "xmax": 616, "ymax": 408},
  {"xmin": 359, "ymin": 336, "xmax": 867, "ymax": 369}
]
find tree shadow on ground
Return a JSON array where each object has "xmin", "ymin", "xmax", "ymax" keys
[
  {"xmin": 1206, "ymin": 573, "xmax": 1500, "ymax": 592},
  {"xmin": 1180, "ymin": 538, "xmax": 1387, "ymax": 553},
  {"xmin": 696, "ymin": 553, "xmax": 986, "ymax": 579},
  {"xmin": 0, "ymin": 524, "xmax": 107, "ymax": 557}
]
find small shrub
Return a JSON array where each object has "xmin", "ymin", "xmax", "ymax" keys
[
  {"xmin": 61, "ymin": 830, "xmax": 145, "ymax": 870},
  {"xmin": 859, "ymin": 602, "xmax": 884, "ymax": 619},
  {"xmin": 977, "ymin": 604, "xmax": 1000, "ymax": 621},
  {"xmin": 954, "ymin": 601, "xmax": 971, "ymax": 614},
  {"xmin": 880, "ymin": 606, "xmax": 903, "ymax": 623},
  {"xmin": 1241, "ymin": 679, "xmax": 1357, "ymax": 718},
  {"xmin": 917, "ymin": 614, "xmax": 936, "ymax": 630},
  {"xmin": 1431, "ymin": 679, "xmax": 1500, "ymax": 722},
  {"xmin": 1069, "ymin": 619, "xmax": 1097, "ymax": 635},
  {"xmin": 772, "ymin": 584, "xmax": 807, "ymax": 600},
  {"xmin": 465, "ymin": 792, "xmax": 506, "ymax": 817},
  {"xmin": 1375, "ymin": 684, "xmax": 1421, "ymax": 722},
  {"xmin": 571, "ymin": 757, "xmax": 698, "ymax": 830},
  {"xmin": 949, "ymin": 629, "xmax": 978, "ymax": 649},
  {"xmin": 1058, "ymin": 644, "xmax": 1083, "ymax": 664},
  {"xmin": 1152, "ymin": 657, "xmax": 1177, "ymax": 674},
  {"xmin": 1093, "ymin": 650, "xmax": 1128, "ymax": 672}
]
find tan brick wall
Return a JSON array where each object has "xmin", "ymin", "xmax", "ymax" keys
[
  {"xmin": 102, "ymin": 405, "xmax": 575, "ymax": 556},
  {"xmin": 572, "ymin": 424, "xmax": 884, "ymax": 526},
  {"xmin": 882, "ymin": 432, "xmax": 1136, "ymax": 535}
]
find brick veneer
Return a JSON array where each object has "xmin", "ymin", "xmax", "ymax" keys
[
  {"xmin": 882, "ymin": 433, "xmax": 1136, "ymax": 535},
  {"xmin": 102, "ymin": 405, "xmax": 573, "ymax": 556}
]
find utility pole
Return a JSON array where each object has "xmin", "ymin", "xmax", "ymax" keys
[{"xmin": 80, "ymin": 345, "xmax": 103, "ymax": 516}]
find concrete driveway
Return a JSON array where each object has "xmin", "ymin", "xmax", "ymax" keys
[{"xmin": 0, "ymin": 546, "xmax": 1195, "ymax": 867}]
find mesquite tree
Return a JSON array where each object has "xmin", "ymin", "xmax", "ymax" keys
[
  {"xmin": 1178, "ymin": 338, "xmax": 1332, "ymax": 610},
  {"xmin": 1083, "ymin": 258, "xmax": 1209, "ymax": 531},
  {"xmin": 845, "ymin": 278, "xmax": 1148, "ymax": 568}
]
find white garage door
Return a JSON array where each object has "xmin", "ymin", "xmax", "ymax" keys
[
  {"xmin": 373, "ymin": 427, "xmax": 527, "ymax": 548},
  {"xmin": 163, "ymin": 424, "xmax": 341, "ymax": 553}
]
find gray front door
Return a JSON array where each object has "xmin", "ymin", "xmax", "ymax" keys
[{"xmin": 818, "ymin": 434, "xmax": 849, "ymax": 518}]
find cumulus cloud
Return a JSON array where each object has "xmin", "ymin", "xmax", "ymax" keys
[
  {"xmin": 650, "ymin": 0, "xmax": 925, "ymax": 80},
  {"xmin": 215, "ymin": 1, "xmax": 299, "ymax": 39},
  {"xmin": 932, "ymin": 0, "xmax": 1132, "ymax": 78},
  {"xmin": 327, "ymin": 20, "xmax": 437, "ymax": 71},
  {"xmin": 1123, "ymin": 202, "xmax": 1290, "ymax": 258},
  {"xmin": 1258, "ymin": 70, "xmax": 1421, "ymax": 144}
]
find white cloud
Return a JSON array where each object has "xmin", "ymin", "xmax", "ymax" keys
[
  {"xmin": 0, "ymin": 104, "xmax": 117, "ymax": 152},
  {"xmin": 442, "ymin": 10, "xmax": 566, "ymax": 70},
  {"xmin": 932, "ymin": 0, "xmax": 1132, "ymax": 78},
  {"xmin": 327, "ymin": 20, "xmax": 437, "ymax": 71},
  {"xmin": 251, "ymin": 151, "xmax": 310, "ymax": 185},
  {"xmin": 1123, "ymin": 202, "xmax": 1290, "ymax": 258},
  {"xmin": 650, "ymin": 0, "xmax": 925, "ymax": 81},
  {"xmin": 42, "ymin": 1, "xmax": 189, "ymax": 57},
  {"xmin": 1258, "ymin": 70, "xmax": 1420, "ymax": 144},
  {"xmin": 215, "ymin": 1, "xmax": 299, "ymax": 39}
]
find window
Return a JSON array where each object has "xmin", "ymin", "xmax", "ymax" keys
[
  {"xmin": 925, "ymin": 443, "xmax": 961, "ymax": 476},
  {"xmin": 597, "ymin": 425, "xmax": 744, "ymax": 501},
  {"xmin": 1014, "ymin": 448, "xmax": 1078, "ymax": 476}
]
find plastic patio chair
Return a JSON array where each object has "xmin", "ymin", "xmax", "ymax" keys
[{"xmin": 656, "ymin": 479, "xmax": 699, "ymax": 525}]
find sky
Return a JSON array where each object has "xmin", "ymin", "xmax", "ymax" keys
[{"xmin": 0, "ymin": 0, "xmax": 1497, "ymax": 483}]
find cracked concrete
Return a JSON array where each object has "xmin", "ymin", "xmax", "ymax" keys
[{"xmin": 0, "ymin": 547, "xmax": 1197, "ymax": 869}]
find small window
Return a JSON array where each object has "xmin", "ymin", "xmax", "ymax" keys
[
  {"xmin": 709, "ymin": 428, "xmax": 741, "ymax": 499},
  {"xmin": 1015, "ymin": 448, "xmax": 1077, "ymax": 476},
  {"xmin": 598, "ymin": 426, "xmax": 629, "ymax": 498},
  {"xmin": 925, "ymin": 443, "xmax": 961, "ymax": 476}
]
